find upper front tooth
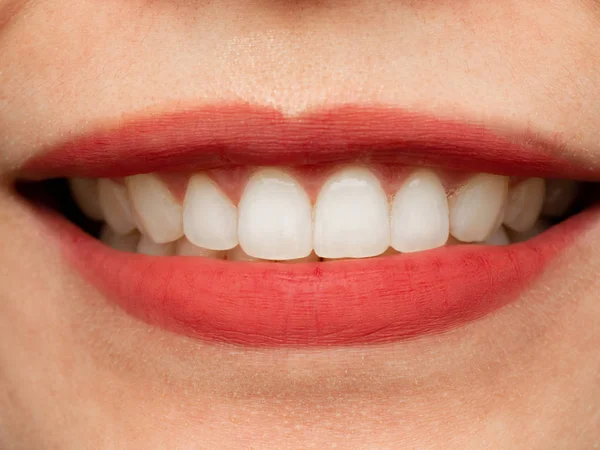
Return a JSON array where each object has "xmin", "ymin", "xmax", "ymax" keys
[
  {"xmin": 125, "ymin": 174, "xmax": 183, "ymax": 244},
  {"xmin": 97, "ymin": 179, "xmax": 137, "ymax": 235},
  {"xmin": 542, "ymin": 179, "xmax": 579, "ymax": 217},
  {"xmin": 391, "ymin": 170, "xmax": 449, "ymax": 253},
  {"xmin": 238, "ymin": 169, "xmax": 313, "ymax": 260},
  {"xmin": 314, "ymin": 166, "xmax": 390, "ymax": 258},
  {"xmin": 503, "ymin": 178, "xmax": 546, "ymax": 232},
  {"xmin": 449, "ymin": 174, "xmax": 509, "ymax": 242},
  {"xmin": 183, "ymin": 174, "xmax": 238, "ymax": 251},
  {"xmin": 69, "ymin": 178, "xmax": 104, "ymax": 220}
]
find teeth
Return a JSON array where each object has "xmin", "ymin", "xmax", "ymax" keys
[
  {"xmin": 391, "ymin": 170, "xmax": 449, "ymax": 253},
  {"xmin": 226, "ymin": 246, "xmax": 265, "ymax": 262},
  {"xmin": 100, "ymin": 226, "xmax": 140, "ymax": 252},
  {"xmin": 542, "ymin": 179, "xmax": 579, "ymax": 217},
  {"xmin": 183, "ymin": 174, "xmax": 238, "ymax": 251},
  {"xmin": 69, "ymin": 178, "xmax": 104, "ymax": 220},
  {"xmin": 86, "ymin": 167, "xmax": 565, "ymax": 259},
  {"xmin": 238, "ymin": 169, "xmax": 313, "ymax": 260},
  {"xmin": 126, "ymin": 174, "xmax": 183, "ymax": 244},
  {"xmin": 137, "ymin": 235, "xmax": 176, "ymax": 256},
  {"xmin": 507, "ymin": 220, "xmax": 551, "ymax": 243},
  {"xmin": 279, "ymin": 252, "xmax": 320, "ymax": 264},
  {"xmin": 97, "ymin": 179, "xmax": 137, "ymax": 235},
  {"xmin": 503, "ymin": 178, "xmax": 545, "ymax": 233},
  {"xmin": 176, "ymin": 237, "xmax": 226, "ymax": 258},
  {"xmin": 314, "ymin": 167, "xmax": 390, "ymax": 258},
  {"xmin": 449, "ymin": 174, "xmax": 509, "ymax": 243},
  {"xmin": 484, "ymin": 227, "xmax": 511, "ymax": 246}
]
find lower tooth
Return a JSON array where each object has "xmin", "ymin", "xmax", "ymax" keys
[
  {"xmin": 100, "ymin": 226, "xmax": 140, "ymax": 252},
  {"xmin": 176, "ymin": 238, "xmax": 225, "ymax": 258},
  {"xmin": 507, "ymin": 220, "xmax": 551, "ymax": 243},
  {"xmin": 484, "ymin": 227, "xmax": 511, "ymax": 246},
  {"xmin": 137, "ymin": 235, "xmax": 176, "ymax": 256},
  {"xmin": 226, "ymin": 246, "xmax": 266, "ymax": 262}
]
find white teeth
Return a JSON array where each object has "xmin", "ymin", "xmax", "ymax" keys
[
  {"xmin": 100, "ymin": 226, "xmax": 140, "ymax": 252},
  {"xmin": 183, "ymin": 175, "xmax": 238, "ymax": 251},
  {"xmin": 176, "ymin": 238, "xmax": 225, "ymax": 258},
  {"xmin": 279, "ymin": 252, "xmax": 320, "ymax": 264},
  {"xmin": 226, "ymin": 246, "xmax": 265, "ymax": 262},
  {"xmin": 97, "ymin": 179, "xmax": 137, "ymax": 235},
  {"xmin": 507, "ymin": 220, "xmax": 551, "ymax": 243},
  {"xmin": 503, "ymin": 178, "xmax": 546, "ymax": 233},
  {"xmin": 449, "ymin": 174, "xmax": 509, "ymax": 242},
  {"xmin": 238, "ymin": 169, "xmax": 313, "ymax": 260},
  {"xmin": 88, "ymin": 167, "xmax": 559, "ymax": 258},
  {"xmin": 542, "ymin": 179, "xmax": 579, "ymax": 217},
  {"xmin": 69, "ymin": 178, "xmax": 104, "ymax": 220},
  {"xmin": 485, "ymin": 227, "xmax": 511, "ymax": 246},
  {"xmin": 391, "ymin": 170, "xmax": 449, "ymax": 253},
  {"xmin": 314, "ymin": 166, "xmax": 390, "ymax": 258},
  {"xmin": 137, "ymin": 235, "xmax": 176, "ymax": 256},
  {"xmin": 126, "ymin": 174, "xmax": 183, "ymax": 244}
]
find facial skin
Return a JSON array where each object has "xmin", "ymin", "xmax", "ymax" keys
[{"xmin": 1, "ymin": 1, "xmax": 600, "ymax": 448}]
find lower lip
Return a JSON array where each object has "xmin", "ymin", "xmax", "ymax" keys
[{"xmin": 40, "ymin": 204, "xmax": 597, "ymax": 346}]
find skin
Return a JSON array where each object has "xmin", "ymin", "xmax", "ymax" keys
[{"xmin": 1, "ymin": 0, "xmax": 600, "ymax": 448}]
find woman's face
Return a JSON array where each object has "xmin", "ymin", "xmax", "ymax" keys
[{"xmin": 1, "ymin": 1, "xmax": 599, "ymax": 448}]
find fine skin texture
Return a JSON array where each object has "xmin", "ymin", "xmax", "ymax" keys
[{"xmin": 1, "ymin": 1, "xmax": 600, "ymax": 449}]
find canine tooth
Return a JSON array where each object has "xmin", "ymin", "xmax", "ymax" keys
[
  {"xmin": 69, "ymin": 178, "xmax": 103, "ymax": 220},
  {"xmin": 137, "ymin": 235, "xmax": 176, "ymax": 256},
  {"xmin": 314, "ymin": 167, "xmax": 390, "ymax": 258},
  {"xmin": 503, "ymin": 178, "xmax": 545, "ymax": 233},
  {"xmin": 238, "ymin": 169, "xmax": 312, "ymax": 260},
  {"xmin": 100, "ymin": 226, "xmax": 140, "ymax": 252},
  {"xmin": 226, "ymin": 246, "xmax": 266, "ymax": 262},
  {"xmin": 97, "ymin": 179, "xmax": 137, "ymax": 234},
  {"xmin": 183, "ymin": 174, "xmax": 238, "ymax": 251},
  {"xmin": 391, "ymin": 170, "xmax": 449, "ymax": 253},
  {"xmin": 507, "ymin": 220, "xmax": 551, "ymax": 243},
  {"xmin": 126, "ymin": 174, "xmax": 183, "ymax": 244},
  {"xmin": 176, "ymin": 238, "xmax": 225, "ymax": 258},
  {"xmin": 542, "ymin": 180, "xmax": 579, "ymax": 217},
  {"xmin": 449, "ymin": 174, "xmax": 508, "ymax": 242},
  {"xmin": 485, "ymin": 227, "xmax": 511, "ymax": 246}
]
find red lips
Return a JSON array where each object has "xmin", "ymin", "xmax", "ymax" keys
[{"xmin": 23, "ymin": 105, "xmax": 599, "ymax": 346}]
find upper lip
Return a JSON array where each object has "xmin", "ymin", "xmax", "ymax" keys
[{"xmin": 20, "ymin": 104, "xmax": 600, "ymax": 181}]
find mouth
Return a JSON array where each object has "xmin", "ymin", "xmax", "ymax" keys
[{"xmin": 15, "ymin": 105, "xmax": 600, "ymax": 346}]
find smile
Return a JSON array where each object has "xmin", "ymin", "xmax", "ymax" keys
[{"xmin": 17, "ymin": 105, "xmax": 600, "ymax": 346}]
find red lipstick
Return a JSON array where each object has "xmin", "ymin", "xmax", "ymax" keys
[{"xmin": 23, "ymin": 105, "xmax": 600, "ymax": 346}]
